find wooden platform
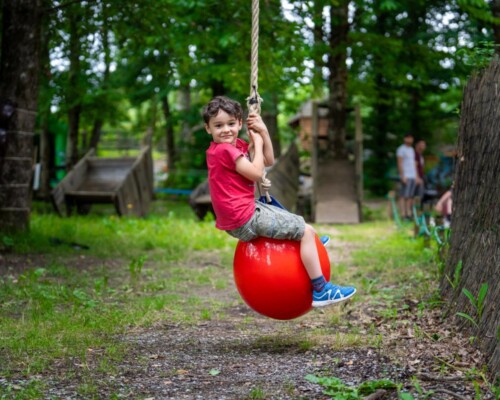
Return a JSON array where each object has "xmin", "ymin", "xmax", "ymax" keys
[
  {"xmin": 314, "ymin": 159, "xmax": 360, "ymax": 224},
  {"xmin": 51, "ymin": 146, "xmax": 154, "ymax": 217}
]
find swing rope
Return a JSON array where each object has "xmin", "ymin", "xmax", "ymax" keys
[
  {"xmin": 247, "ymin": 0, "xmax": 263, "ymax": 115},
  {"xmin": 246, "ymin": 0, "xmax": 272, "ymax": 202}
]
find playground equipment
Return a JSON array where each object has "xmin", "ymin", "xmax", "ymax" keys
[
  {"xmin": 51, "ymin": 146, "xmax": 154, "ymax": 217},
  {"xmin": 387, "ymin": 190, "xmax": 450, "ymax": 250},
  {"xmin": 290, "ymin": 101, "xmax": 363, "ymax": 224},
  {"xmin": 233, "ymin": 235, "xmax": 330, "ymax": 320}
]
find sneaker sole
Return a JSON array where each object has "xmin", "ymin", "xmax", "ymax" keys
[{"xmin": 312, "ymin": 289, "xmax": 356, "ymax": 308}]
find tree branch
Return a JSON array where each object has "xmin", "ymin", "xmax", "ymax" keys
[{"xmin": 44, "ymin": 0, "xmax": 99, "ymax": 14}]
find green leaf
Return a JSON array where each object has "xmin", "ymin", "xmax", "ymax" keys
[
  {"xmin": 462, "ymin": 288, "xmax": 477, "ymax": 308},
  {"xmin": 456, "ymin": 312, "xmax": 478, "ymax": 328},
  {"xmin": 209, "ymin": 369, "xmax": 220, "ymax": 376},
  {"xmin": 477, "ymin": 283, "xmax": 488, "ymax": 305},
  {"xmin": 358, "ymin": 379, "xmax": 397, "ymax": 395}
]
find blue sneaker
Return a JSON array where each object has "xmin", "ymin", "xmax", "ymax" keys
[
  {"xmin": 312, "ymin": 282, "xmax": 356, "ymax": 307},
  {"xmin": 320, "ymin": 235, "xmax": 330, "ymax": 246}
]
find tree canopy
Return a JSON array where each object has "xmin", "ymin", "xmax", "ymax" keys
[{"xmin": 1, "ymin": 0, "xmax": 499, "ymax": 198}]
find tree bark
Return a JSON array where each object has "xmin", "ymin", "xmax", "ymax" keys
[
  {"xmin": 0, "ymin": 0, "xmax": 42, "ymax": 231},
  {"xmin": 262, "ymin": 93, "xmax": 281, "ymax": 158},
  {"xmin": 38, "ymin": 12, "xmax": 53, "ymax": 199},
  {"xmin": 312, "ymin": 0, "xmax": 326, "ymax": 97},
  {"xmin": 89, "ymin": 5, "xmax": 110, "ymax": 152},
  {"xmin": 66, "ymin": 6, "xmax": 82, "ymax": 170},
  {"xmin": 439, "ymin": 60, "xmax": 500, "ymax": 380},
  {"xmin": 327, "ymin": 1, "xmax": 349, "ymax": 159},
  {"xmin": 161, "ymin": 94, "xmax": 176, "ymax": 171}
]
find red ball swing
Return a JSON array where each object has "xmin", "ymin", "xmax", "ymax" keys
[
  {"xmin": 231, "ymin": 0, "xmax": 331, "ymax": 320},
  {"xmin": 233, "ymin": 235, "xmax": 331, "ymax": 320}
]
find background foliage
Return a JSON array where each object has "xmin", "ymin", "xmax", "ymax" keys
[{"xmin": 4, "ymin": 0, "xmax": 498, "ymax": 193}]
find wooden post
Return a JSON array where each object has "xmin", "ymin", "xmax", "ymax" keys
[
  {"xmin": 354, "ymin": 104, "xmax": 363, "ymax": 222},
  {"xmin": 311, "ymin": 101, "xmax": 319, "ymax": 222}
]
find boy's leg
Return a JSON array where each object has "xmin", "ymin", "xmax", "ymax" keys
[
  {"xmin": 301, "ymin": 225, "xmax": 356, "ymax": 307},
  {"xmin": 251, "ymin": 203, "xmax": 356, "ymax": 307},
  {"xmin": 300, "ymin": 225, "xmax": 323, "ymax": 280}
]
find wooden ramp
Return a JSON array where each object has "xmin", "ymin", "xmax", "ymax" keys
[
  {"xmin": 51, "ymin": 146, "xmax": 154, "ymax": 217},
  {"xmin": 314, "ymin": 159, "xmax": 360, "ymax": 224}
]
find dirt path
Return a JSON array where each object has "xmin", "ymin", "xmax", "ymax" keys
[
  {"xmin": 51, "ymin": 229, "xmax": 491, "ymax": 399},
  {"xmin": 1, "ymin": 230, "xmax": 493, "ymax": 399}
]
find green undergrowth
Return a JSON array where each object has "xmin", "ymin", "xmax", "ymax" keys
[
  {"xmin": 0, "ymin": 200, "xmax": 443, "ymax": 397},
  {"xmin": 0, "ymin": 200, "xmax": 235, "ymax": 380},
  {"xmin": 335, "ymin": 222, "xmax": 438, "ymax": 302}
]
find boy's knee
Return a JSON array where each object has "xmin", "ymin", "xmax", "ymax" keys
[{"xmin": 304, "ymin": 224, "xmax": 316, "ymax": 237}]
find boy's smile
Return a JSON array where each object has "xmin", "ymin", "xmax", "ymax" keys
[{"xmin": 205, "ymin": 110, "xmax": 243, "ymax": 145}]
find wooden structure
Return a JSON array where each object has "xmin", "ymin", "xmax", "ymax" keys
[
  {"xmin": 310, "ymin": 102, "xmax": 363, "ymax": 224},
  {"xmin": 288, "ymin": 100, "xmax": 329, "ymax": 152},
  {"xmin": 189, "ymin": 143, "xmax": 300, "ymax": 220},
  {"xmin": 52, "ymin": 146, "xmax": 154, "ymax": 217}
]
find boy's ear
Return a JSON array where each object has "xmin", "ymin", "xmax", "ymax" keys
[{"xmin": 205, "ymin": 123, "xmax": 212, "ymax": 134}]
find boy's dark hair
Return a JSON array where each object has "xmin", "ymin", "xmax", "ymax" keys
[{"xmin": 203, "ymin": 96, "xmax": 243, "ymax": 123}]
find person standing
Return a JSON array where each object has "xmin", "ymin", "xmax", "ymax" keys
[{"xmin": 396, "ymin": 133, "xmax": 418, "ymax": 220}]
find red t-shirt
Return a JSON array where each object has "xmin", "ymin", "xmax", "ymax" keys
[{"xmin": 206, "ymin": 139, "xmax": 256, "ymax": 230}]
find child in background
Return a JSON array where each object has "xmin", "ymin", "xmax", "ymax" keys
[{"xmin": 203, "ymin": 96, "xmax": 356, "ymax": 307}]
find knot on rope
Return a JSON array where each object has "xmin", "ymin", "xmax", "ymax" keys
[{"xmin": 246, "ymin": 85, "xmax": 263, "ymax": 115}]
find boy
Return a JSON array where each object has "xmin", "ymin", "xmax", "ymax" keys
[{"xmin": 203, "ymin": 96, "xmax": 356, "ymax": 307}]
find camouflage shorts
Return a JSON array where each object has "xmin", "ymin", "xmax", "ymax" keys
[{"xmin": 227, "ymin": 201, "xmax": 305, "ymax": 242}]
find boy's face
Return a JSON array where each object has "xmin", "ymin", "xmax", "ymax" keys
[{"xmin": 205, "ymin": 109, "xmax": 242, "ymax": 145}]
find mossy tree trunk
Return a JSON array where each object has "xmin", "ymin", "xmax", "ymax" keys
[
  {"xmin": 0, "ymin": 0, "xmax": 42, "ymax": 231},
  {"xmin": 439, "ymin": 60, "xmax": 500, "ymax": 380}
]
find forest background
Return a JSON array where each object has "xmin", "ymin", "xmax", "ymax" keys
[{"xmin": 2, "ymin": 0, "xmax": 499, "ymax": 203}]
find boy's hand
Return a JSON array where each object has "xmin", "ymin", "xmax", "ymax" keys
[
  {"xmin": 248, "ymin": 129, "xmax": 264, "ymax": 149},
  {"xmin": 247, "ymin": 113, "xmax": 269, "ymax": 137}
]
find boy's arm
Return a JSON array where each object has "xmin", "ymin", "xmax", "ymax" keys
[
  {"xmin": 235, "ymin": 132, "xmax": 265, "ymax": 182},
  {"xmin": 247, "ymin": 113, "xmax": 274, "ymax": 167}
]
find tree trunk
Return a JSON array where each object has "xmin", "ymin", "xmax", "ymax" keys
[
  {"xmin": 66, "ymin": 7, "xmax": 82, "ymax": 170},
  {"xmin": 327, "ymin": 1, "xmax": 349, "ymax": 159},
  {"xmin": 439, "ymin": 60, "xmax": 500, "ymax": 380},
  {"xmin": 312, "ymin": 0, "xmax": 326, "ymax": 97},
  {"xmin": 262, "ymin": 94, "xmax": 281, "ymax": 158},
  {"xmin": 89, "ymin": 6, "xmax": 110, "ymax": 152},
  {"xmin": 179, "ymin": 84, "xmax": 191, "ymax": 142},
  {"xmin": 161, "ymin": 94, "xmax": 176, "ymax": 171},
  {"xmin": 0, "ymin": 0, "xmax": 42, "ymax": 231},
  {"xmin": 38, "ymin": 12, "xmax": 52, "ymax": 199}
]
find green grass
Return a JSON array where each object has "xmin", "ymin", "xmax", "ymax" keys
[
  {"xmin": 0, "ymin": 200, "xmax": 444, "ymax": 397},
  {"xmin": 0, "ymin": 200, "xmax": 236, "ymax": 379}
]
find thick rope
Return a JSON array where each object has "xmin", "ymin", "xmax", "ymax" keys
[
  {"xmin": 247, "ymin": 0, "xmax": 262, "ymax": 115},
  {"xmin": 246, "ymin": 0, "xmax": 270, "ymax": 201}
]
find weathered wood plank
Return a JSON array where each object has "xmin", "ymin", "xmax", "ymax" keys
[{"xmin": 51, "ymin": 146, "xmax": 153, "ymax": 217}]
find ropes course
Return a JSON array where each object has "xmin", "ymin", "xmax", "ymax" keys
[{"xmin": 387, "ymin": 191, "xmax": 450, "ymax": 248}]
